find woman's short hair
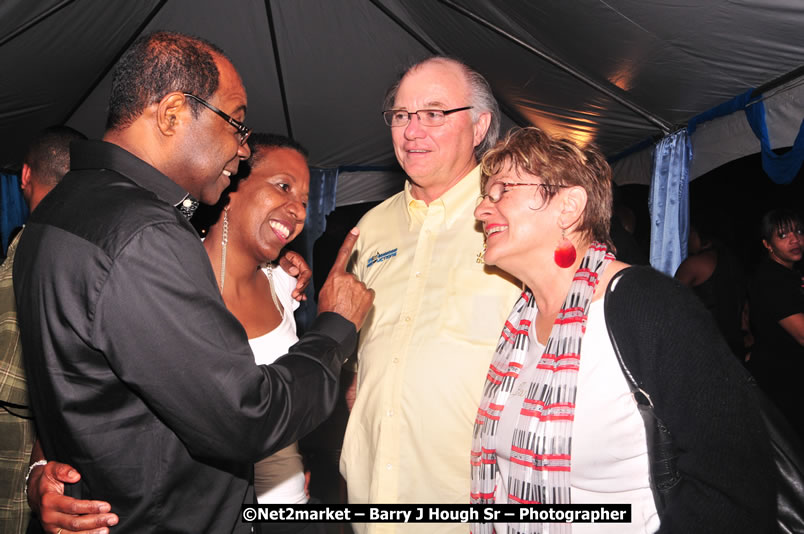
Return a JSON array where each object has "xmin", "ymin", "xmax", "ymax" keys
[
  {"xmin": 225, "ymin": 133, "xmax": 309, "ymax": 195},
  {"xmin": 759, "ymin": 208, "xmax": 803, "ymax": 242},
  {"xmin": 480, "ymin": 127, "xmax": 613, "ymax": 249}
]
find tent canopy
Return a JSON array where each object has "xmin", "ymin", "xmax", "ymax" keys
[{"xmin": 2, "ymin": 0, "xmax": 803, "ymax": 185}]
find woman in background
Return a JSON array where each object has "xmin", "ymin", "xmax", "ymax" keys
[
  {"xmin": 748, "ymin": 208, "xmax": 804, "ymax": 439},
  {"xmin": 675, "ymin": 220, "xmax": 746, "ymax": 360},
  {"xmin": 470, "ymin": 127, "xmax": 774, "ymax": 533}
]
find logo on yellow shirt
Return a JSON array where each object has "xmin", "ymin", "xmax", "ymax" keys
[{"xmin": 367, "ymin": 248, "xmax": 398, "ymax": 268}]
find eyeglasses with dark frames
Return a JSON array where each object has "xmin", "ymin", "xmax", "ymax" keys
[
  {"xmin": 183, "ymin": 93, "xmax": 252, "ymax": 145},
  {"xmin": 382, "ymin": 106, "xmax": 473, "ymax": 127}
]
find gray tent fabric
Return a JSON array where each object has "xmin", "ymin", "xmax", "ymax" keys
[
  {"xmin": 611, "ymin": 79, "xmax": 804, "ymax": 185},
  {"xmin": 2, "ymin": 0, "xmax": 803, "ymax": 185}
]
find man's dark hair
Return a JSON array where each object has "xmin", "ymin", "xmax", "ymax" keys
[
  {"xmin": 23, "ymin": 125, "xmax": 87, "ymax": 186},
  {"xmin": 106, "ymin": 31, "xmax": 228, "ymax": 130}
]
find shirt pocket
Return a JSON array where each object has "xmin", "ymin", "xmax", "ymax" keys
[{"xmin": 438, "ymin": 267, "xmax": 513, "ymax": 346}]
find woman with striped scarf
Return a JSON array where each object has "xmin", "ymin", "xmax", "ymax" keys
[{"xmin": 471, "ymin": 127, "xmax": 774, "ymax": 534}]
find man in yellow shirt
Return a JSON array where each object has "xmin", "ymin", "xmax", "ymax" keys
[{"xmin": 340, "ymin": 57, "xmax": 521, "ymax": 532}]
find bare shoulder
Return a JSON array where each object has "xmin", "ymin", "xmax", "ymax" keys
[{"xmin": 675, "ymin": 250, "xmax": 716, "ymax": 286}]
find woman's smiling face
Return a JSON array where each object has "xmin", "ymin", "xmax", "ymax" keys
[
  {"xmin": 474, "ymin": 161, "xmax": 560, "ymax": 274},
  {"xmin": 227, "ymin": 146, "xmax": 309, "ymax": 262}
]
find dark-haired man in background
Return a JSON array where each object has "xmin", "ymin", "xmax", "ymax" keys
[
  {"xmin": 0, "ymin": 126, "xmax": 85, "ymax": 534},
  {"xmin": 16, "ymin": 31, "xmax": 372, "ymax": 533}
]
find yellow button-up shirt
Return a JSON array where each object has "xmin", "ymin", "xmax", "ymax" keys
[{"xmin": 341, "ymin": 166, "xmax": 521, "ymax": 533}]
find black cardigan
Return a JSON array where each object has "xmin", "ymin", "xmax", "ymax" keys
[{"xmin": 604, "ymin": 266, "xmax": 775, "ymax": 533}]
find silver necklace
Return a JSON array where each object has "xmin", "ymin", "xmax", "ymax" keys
[
  {"xmin": 220, "ymin": 206, "xmax": 229, "ymax": 291},
  {"xmin": 264, "ymin": 264, "xmax": 281, "ymax": 312},
  {"xmin": 220, "ymin": 207, "xmax": 281, "ymax": 313}
]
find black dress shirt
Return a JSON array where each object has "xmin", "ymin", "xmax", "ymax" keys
[{"xmin": 14, "ymin": 140, "xmax": 356, "ymax": 533}]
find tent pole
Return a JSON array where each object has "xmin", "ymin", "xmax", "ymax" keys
[
  {"xmin": 751, "ymin": 65, "xmax": 804, "ymax": 99},
  {"xmin": 366, "ymin": 0, "xmax": 441, "ymax": 55},
  {"xmin": 0, "ymin": 0, "xmax": 78, "ymax": 47},
  {"xmin": 264, "ymin": 0, "xmax": 294, "ymax": 139},
  {"xmin": 436, "ymin": 0, "xmax": 673, "ymax": 135},
  {"xmin": 61, "ymin": 0, "xmax": 168, "ymax": 127},
  {"xmin": 367, "ymin": 0, "xmax": 530, "ymax": 128}
]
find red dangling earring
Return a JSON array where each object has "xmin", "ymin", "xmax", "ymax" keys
[{"xmin": 554, "ymin": 229, "xmax": 576, "ymax": 268}]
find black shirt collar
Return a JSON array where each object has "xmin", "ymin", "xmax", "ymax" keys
[{"xmin": 70, "ymin": 140, "xmax": 199, "ymax": 219}]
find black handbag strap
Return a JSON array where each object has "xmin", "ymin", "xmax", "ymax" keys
[
  {"xmin": 604, "ymin": 268, "xmax": 681, "ymax": 514},
  {"xmin": 605, "ymin": 269, "xmax": 804, "ymax": 531}
]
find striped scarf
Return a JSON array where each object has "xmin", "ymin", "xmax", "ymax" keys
[{"xmin": 470, "ymin": 243, "xmax": 615, "ymax": 534}]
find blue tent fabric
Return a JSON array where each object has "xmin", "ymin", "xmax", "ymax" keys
[
  {"xmin": 687, "ymin": 87, "xmax": 804, "ymax": 185},
  {"xmin": 649, "ymin": 130, "xmax": 691, "ymax": 276},
  {"xmin": 292, "ymin": 167, "xmax": 339, "ymax": 334},
  {"xmin": 744, "ymin": 99, "xmax": 804, "ymax": 185},
  {"xmin": 1, "ymin": 173, "xmax": 27, "ymax": 259},
  {"xmin": 687, "ymin": 89, "xmax": 755, "ymax": 136}
]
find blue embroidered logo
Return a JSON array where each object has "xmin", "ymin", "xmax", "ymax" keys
[{"xmin": 367, "ymin": 248, "xmax": 398, "ymax": 268}]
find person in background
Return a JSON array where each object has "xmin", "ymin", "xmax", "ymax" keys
[
  {"xmin": 340, "ymin": 56, "xmax": 521, "ymax": 532},
  {"xmin": 675, "ymin": 218, "xmax": 746, "ymax": 360},
  {"xmin": 0, "ymin": 126, "xmax": 85, "ymax": 534},
  {"xmin": 608, "ymin": 187, "xmax": 647, "ymax": 265},
  {"xmin": 747, "ymin": 208, "xmax": 804, "ymax": 440},
  {"xmin": 16, "ymin": 31, "xmax": 372, "ymax": 534},
  {"xmin": 471, "ymin": 127, "xmax": 774, "ymax": 533}
]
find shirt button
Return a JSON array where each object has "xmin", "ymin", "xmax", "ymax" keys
[
  {"xmin": 415, "ymin": 272, "xmax": 421, "ymax": 278},
  {"xmin": 386, "ymin": 463, "xmax": 393, "ymax": 470},
  {"xmin": 404, "ymin": 316, "xmax": 411, "ymax": 322},
  {"xmin": 393, "ymin": 357, "xmax": 399, "ymax": 363},
  {"xmin": 387, "ymin": 410, "xmax": 394, "ymax": 417}
]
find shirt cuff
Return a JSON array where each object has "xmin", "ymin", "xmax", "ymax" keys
[{"xmin": 310, "ymin": 312, "xmax": 357, "ymax": 363}]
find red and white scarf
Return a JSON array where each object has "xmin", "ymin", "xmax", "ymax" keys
[{"xmin": 470, "ymin": 243, "xmax": 615, "ymax": 534}]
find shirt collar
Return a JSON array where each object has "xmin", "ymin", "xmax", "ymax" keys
[
  {"xmin": 403, "ymin": 165, "xmax": 482, "ymax": 230},
  {"xmin": 70, "ymin": 140, "xmax": 199, "ymax": 219}
]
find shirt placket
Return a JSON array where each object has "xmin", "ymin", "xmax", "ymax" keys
[{"xmin": 375, "ymin": 202, "xmax": 444, "ymax": 504}]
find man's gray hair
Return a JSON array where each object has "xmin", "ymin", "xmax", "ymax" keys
[{"xmin": 382, "ymin": 56, "xmax": 500, "ymax": 161}]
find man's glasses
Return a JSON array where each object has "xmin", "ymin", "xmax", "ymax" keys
[
  {"xmin": 183, "ymin": 93, "xmax": 252, "ymax": 145},
  {"xmin": 382, "ymin": 106, "xmax": 473, "ymax": 127},
  {"xmin": 477, "ymin": 181, "xmax": 565, "ymax": 210}
]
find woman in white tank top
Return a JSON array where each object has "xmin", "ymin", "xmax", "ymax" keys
[{"xmin": 204, "ymin": 134, "xmax": 324, "ymax": 533}]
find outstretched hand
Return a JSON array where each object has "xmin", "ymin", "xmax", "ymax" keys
[
  {"xmin": 317, "ymin": 228, "xmax": 374, "ymax": 330},
  {"xmin": 29, "ymin": 461, "xmax": 118, "ymax": 534}
]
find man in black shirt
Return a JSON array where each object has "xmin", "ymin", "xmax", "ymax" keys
[{"xmin": 15, "ymin": 31, "xmax": 372, "ymax": 533}]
